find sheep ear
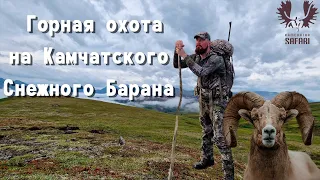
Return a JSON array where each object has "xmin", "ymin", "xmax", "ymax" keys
[
  {"xmin": 238, "ymin": 109, "xmax": 252, "ymax": 123},
  {"xmin": 285, "ymin": 109, "xmax": 299, "ymax": 123}
]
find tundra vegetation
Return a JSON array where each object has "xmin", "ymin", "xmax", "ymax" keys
[{"xmin": 0, "ymin": 96, "xmax": 319, "ymax": 179}]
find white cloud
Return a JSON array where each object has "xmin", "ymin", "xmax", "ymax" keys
[{"xmin": 0, "ymin": 0, "xmax": 319, "ymax": 101}]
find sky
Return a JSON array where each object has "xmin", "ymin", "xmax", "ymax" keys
[{"xmin": 0, "ymin": 0, "xmax": 319, "ymax": 101}]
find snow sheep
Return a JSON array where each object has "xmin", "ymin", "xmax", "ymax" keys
[{"xmin": 223, "ymin": 91, "xmax": 319, "ymax": 180}]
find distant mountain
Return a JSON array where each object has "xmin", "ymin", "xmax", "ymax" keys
[
  {"xmin": 231, "ymin": 91, "xmax": 278, "ymax": 101},
  {"xmin": 94, "ymin": 86, "xmax": 195, "ymax": 102},
  {"xmin": 247, "ymin": 91, "xmax": 315, "ymax": 103},
  {"xmin": 174, "ymin": 88, "xmax": 195, "ymax": 98},
  {"xmin": 173, "ymin": 89, "xmax": 299, "ymax": 101},
  {"xmin": 95, "ymin": 87, "xmax": 107, "ymax": 94},
  {"xmin": 95, "ymin": 85, "xmax": 123, "ymax": 94},
  {"xmin": 251, "ymin": 91, "xmax": 278, "ymax": 100},
  {"xmin": 0, "ymin": 78, "xmax": 28, "ymax": 89},
  {"xmin": 0, "ymin": 78, "xmax": 4, "ymax": 89},
  {"xmin": 118, "ymin": 90, "xmax": 317, "ymax": 113},
  {"xmin": 173, "ymin": 90, "xmax": 279, "ymax": 100},
  {"xmin": 0, "ymin": 78, "xmax": 317, "ymax": 113},
  {"xmin": 76, "ymin": 85, "xmax": 317, "ymax": 103}
]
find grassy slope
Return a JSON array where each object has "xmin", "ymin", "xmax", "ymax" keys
[{"xmin": 0, "ymin": 97, "xmax": 319, "ymax": 179}]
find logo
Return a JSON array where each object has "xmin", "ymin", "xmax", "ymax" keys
[{"xmin": 277, "ymin": 0, "xmax": 318, "ymax": 44}]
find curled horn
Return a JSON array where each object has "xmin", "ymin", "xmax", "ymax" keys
[
  {"xmin": 271, "ymin": 91, "xmax": 315, "ymax": 145},
  {"xmin": 223, "ymin": 92, "xmax": 265, "ymax": 147}
]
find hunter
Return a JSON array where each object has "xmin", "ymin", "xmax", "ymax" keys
[{"xmin": 174, "ymin": 32, "xmax": 234, "ymax": 180}]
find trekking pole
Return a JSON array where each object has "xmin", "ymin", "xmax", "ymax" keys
[{"xmin": 168, "ymin": 53, "xmax": 183, "ymax": 180}]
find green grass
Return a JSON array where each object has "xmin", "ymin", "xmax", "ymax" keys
[{"xmin": 0, "ymin": 97, "xmax": 319, "ymax": 179}]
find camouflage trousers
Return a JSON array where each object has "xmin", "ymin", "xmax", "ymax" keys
[{"xmin": 199, "ymin": 88, "xmax": 234, "ymax": 180}]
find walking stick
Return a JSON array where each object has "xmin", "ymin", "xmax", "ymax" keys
[{"xmin": 168, "ymin": 53, "xmax": 183, "ymax": 180}]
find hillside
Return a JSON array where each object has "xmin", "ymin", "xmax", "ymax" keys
[{"xmin": 0, "ymin": 97, "xmax": 319, "ymax": 179}]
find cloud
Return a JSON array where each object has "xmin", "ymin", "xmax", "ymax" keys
[{"xmin": 0, "ymin": 0, "xmax": 319, "ymax": 101}]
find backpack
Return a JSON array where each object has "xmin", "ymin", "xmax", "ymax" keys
[{"xmin": 210, "ymin": 39, "xmax": 235, "ymax": 98}]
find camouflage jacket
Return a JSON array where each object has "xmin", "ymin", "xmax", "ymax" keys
[{"xmin": 173, "ymin": 49, "xmax": 227, "ymax": 91}]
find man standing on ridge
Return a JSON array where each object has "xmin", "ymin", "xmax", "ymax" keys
[{"xmin": 173, "ymin": 32, "xmax": 234, "ymax": 180}]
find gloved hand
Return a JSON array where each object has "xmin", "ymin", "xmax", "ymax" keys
[{"xmin": 175, "ymin": 40, "xmax": 187, "ymax": 58}]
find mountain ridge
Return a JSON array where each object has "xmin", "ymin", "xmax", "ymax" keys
[{"xmin": 0, "ymin": 78, "xmax": 318, "ymax": 108}]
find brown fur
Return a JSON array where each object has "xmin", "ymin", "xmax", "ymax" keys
[{"xmin": 244, "ymin": 133, "xmax": 292, "ymax": 180}]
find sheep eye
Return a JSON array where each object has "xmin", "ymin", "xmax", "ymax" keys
[
  {"xmin": 254, "ymin": 114, "xmax": 261, "ymax": 119},
  {"xmin": 252, "ymin": 114, "xmax": 259, "ymax": 121}
]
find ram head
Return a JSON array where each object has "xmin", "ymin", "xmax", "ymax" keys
[{"xmin": 223, "ymin": 91, "xmax": 315, "ymax": 149}]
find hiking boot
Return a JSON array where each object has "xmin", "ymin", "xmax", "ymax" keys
[{"xmin": 193, "ymin": 157, "xmax": 214, "ymax": 169}]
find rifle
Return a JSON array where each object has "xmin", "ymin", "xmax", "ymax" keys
[
  {"xmin": 228, "ymin": 21, "xmax": 232, "ymax": 42},
  {"xmin": 228, "ymin": 21, "xmax": 234, "ymax": 98}
]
